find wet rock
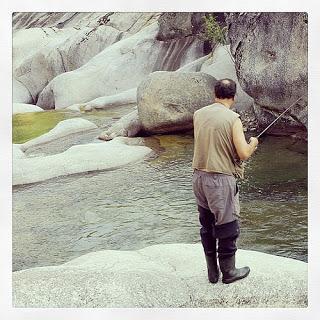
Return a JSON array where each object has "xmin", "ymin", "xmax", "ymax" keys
[
  {"xmin": 13, "ymin": 243, "xmax": 307, "ymax": 308},
  {"xmin": 225, "ymin": 13, "xmax": 307, "ymax": 132},
  {"xmin": 137, "ymin": 71, "xmax": 216, "ymax": 134}
]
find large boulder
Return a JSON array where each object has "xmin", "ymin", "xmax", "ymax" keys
[
  {"xmin": 13, "ymin": 243, "xmax": 307, "ymax": 308},
  {"xmin": 137, "ymin": 71, "xmax": 216, "ymax": 134},
  {"xmin": 225, "ymin": 13, "xmax": 308, "ymax": 132}
]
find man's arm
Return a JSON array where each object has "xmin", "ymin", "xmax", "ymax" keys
[{"xmin": 232, "ymin": 118, "xmax": 258, "ymax": 161}]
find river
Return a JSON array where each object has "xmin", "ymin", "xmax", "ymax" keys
[{"xmin": 12, "ymin": 109, "xmax": 307, "ymax": 271}]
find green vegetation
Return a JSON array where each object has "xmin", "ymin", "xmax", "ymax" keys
[{"xmin": 203, "ymin": 14, "xmax": 227, "ymax": 47}]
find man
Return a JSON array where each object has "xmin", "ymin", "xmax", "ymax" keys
[{"xmin": 192, "ymin": 79, "xmax": 259, "ymax": 284}]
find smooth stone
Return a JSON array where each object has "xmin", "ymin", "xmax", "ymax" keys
[
  {"xmin": 20, "ymin": 118, "xmax": 98, "ymax": 151},
  {"xmin": 12, "ymin": 243, "xmax": 307, "ymax": 308},
  {"xmin": 13, "ymin": 137, "xmax": 152, "ymax": 186},
  {"xmin": 13, "ymin": 103, "xmax": 44, "ymax": 115}
]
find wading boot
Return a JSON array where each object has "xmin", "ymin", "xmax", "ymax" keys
[
  {"xmin": 205, "ymin": 255, "xmax": 220, "ymax": 283},
  {"xmin": 219, "ymin": 255, "xmax": 250, "ymax": 284}
]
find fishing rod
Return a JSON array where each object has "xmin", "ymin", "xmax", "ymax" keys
[{"xmin": 256, "ymin": 95, "xmax": 305, "ymax": 138}]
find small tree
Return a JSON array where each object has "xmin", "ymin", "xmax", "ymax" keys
[{"xmin": 203, "ymin": 14, "xmax": 228, "ymax": 48}]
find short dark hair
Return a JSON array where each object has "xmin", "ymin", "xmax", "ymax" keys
[{"xmin": 214, "ymin": 79, "xmax": 236, "ymax": 99}]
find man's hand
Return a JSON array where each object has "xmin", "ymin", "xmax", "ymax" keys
[
  {"xmin": 249, "ymin": 137, "xmax": 259, "ymax": 150},
  {"xmin": 233, "ymin": 119, "xmax": 259, "ymax": 160}
]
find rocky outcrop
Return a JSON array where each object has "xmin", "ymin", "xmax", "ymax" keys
[
  {"xmin": 13, "ymin": 137, "xmax": 152, "ymax": 186},
  {"xmin": 12, "ymin": 243, "xmax": 307, "ymax": 308},
  {"xmin": 13, "ymin": 103, "xmax": 44, "ymax": 115},
  {"xmin": 13, "ymin": 12, "xmax": 206, "ymax": 108},
  {"xmin": 12, "ymin": 13, "xmax": 161, "ymax": 105},
  {"xmin": 35, "ymin": 21, "xmax": 205, "ymax": 109},
  {"xmin": 19, "ymin": 118, "xmax": 98, "ymax": 151},
  {"xmin": 137, "ymin": 71, "xmax": 216, "ymax": 134},
  {"xmin": 156, "ymin": 12, "xmax": 205, "ymax": 40},
  {"xmin": 225, "ymin": 13, "xmax": 308, "ymax": 133}
]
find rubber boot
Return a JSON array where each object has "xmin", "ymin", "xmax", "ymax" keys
[
  {"xmin": 205, "ymin": 254, "xmax": 220, "ymax": 283},
  {"xmin": 219, "ymin": 255, "xmax": 250, "ymax": 284}
]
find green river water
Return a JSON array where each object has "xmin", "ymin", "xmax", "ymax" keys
[{"xmin": 12, "ymin": 109, "xmax": 307, "ymax": 271}]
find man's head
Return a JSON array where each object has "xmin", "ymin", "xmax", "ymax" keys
[{"xmin": 214, "ymin": 79, "xmax": 237, "ymax": 101}]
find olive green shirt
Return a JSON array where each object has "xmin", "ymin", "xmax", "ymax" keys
[{"xmin": 192, "ymin": 103, "xmax": 244, "ymax": 178}]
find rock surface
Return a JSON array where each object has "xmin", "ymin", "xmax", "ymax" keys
[
  {"xmin": 19, "ymin": 118, "xmax": 98, "ymax": 151},
  {"xmin": 13, "ymin": 144, "xmax": 26, "ymax": 159},
  {"xmin": 13, "ymin": 103, "xmax": 44, "ymax": 115},
  {"xmin": 226, "ymin": 12, "xmax": 308, "ymax": 132},
  {"xmin": 12, "ymin": 243, "xmax": 307, "ymax": 308},
  {"xmin": 99, "ymin": 109, "xmax": 142, "ymax": 140},
  {"xmin": 36, "ymin": 21, "xmax": 205, "ymax": 109},
  {"xmin": 13, "ymin": 79, "xmax": 33, "ymax": 104},
  {"xmin": 67, "ymin": 88, "xmax": 137, "ymax": 112},
  {"xmin": 137, "ymin": 71, "xmax": 216, "ymax": 134},
  {"xmin": 13, "ymin": 13, "xmax": 162, "ymax": 105},
  {"xmin": 13, "ymin": 137, "xmax": 152, "ymax": 185}
]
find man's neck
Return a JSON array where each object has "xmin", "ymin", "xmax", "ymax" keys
[{"xmin": 215, "ymin": 98, "xmax": 234, "ymax": 109}]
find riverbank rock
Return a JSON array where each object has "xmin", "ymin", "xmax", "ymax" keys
[
  {"xmin": 98, "ymin": 109, "xmax": 142, "ymax": 140},
  {"xmin": 13, "ymin": 137, "xmax": 152, "ymax": 185},
  {"xmin": 13, "ymin": 103, "xmax": 44, "ymax": 115},
  {"xmin": 137, "ymin": 71, "xmax": 216, "ymax": 134},
  {"xmin": 226, "ymin": 13, "xmax": 307, "ymax": 132},
  {"xmin": 20, "ymin": 118, "xmax": 98, "ymax": 151},
  {"xmin": 13, "ymin": 243, "xmax": 307, "ymax": 308}
]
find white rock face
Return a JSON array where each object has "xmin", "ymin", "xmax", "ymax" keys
[
  {"xmin": 12, "ymin": 243, "xmax": 307, "ymax": 308},
  {"xmin": 12, "ymin": 103, "xmax": 44, "ymax": 115},
  {"xmin": 36, "ymin": 23, "xmax": 160, "ymax": 109},
  {"xmin": 13, "ymin": 137, "xmax": 152, "ymax": 185},
  {"xmin": 66, "ymin": 88, "xmax": 137, "ymax": 112},
  {"xmin": 13, "ymin": 13, "xmax": 162, "ymax": 106},
  {"xmin": 20, "ymin": 118, "xmax": 98, "ymax": 151}
]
